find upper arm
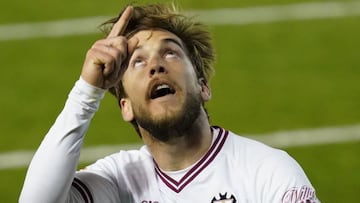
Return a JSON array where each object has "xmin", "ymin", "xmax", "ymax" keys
[{"xmin": 255, "ymin": 150, "xmax": 320, "ymax": 202}]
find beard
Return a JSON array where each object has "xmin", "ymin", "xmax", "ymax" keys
[{"xmin": 133, "ymin": 91, "xmax": 202, "ymax": 142}]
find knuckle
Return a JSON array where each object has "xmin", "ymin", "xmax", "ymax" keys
[{"xmin": 112, "ymin": 39, "xmax": 127, "ymax": 49}]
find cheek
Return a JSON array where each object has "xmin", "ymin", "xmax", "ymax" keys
[
  {"xmin": 122, "ymin": 70, "xmax": 143, "ymax": 94},
  {"xmin": 123, "ymin": 82, "xmax": 144, "ymax": 100},
  {"xmin": 183, "ymin": 61, "xmax": 199, "ymax": 81},
  {"xmin": 183, "ymin": 67, "xmax": 200, "ymax": 89}
]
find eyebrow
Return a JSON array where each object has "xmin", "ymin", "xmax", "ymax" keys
[
  {"xmin": 132, "ymin": 37, "xmax": 186, "ymax": 54},
  {"xmin": 162, "ymin": 38, "xmax": 185, "ymax": 50}
]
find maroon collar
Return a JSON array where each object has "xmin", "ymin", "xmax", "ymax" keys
[{"xmin": 153, "ymin": 127, "xmax": 229, "ymax": 193}]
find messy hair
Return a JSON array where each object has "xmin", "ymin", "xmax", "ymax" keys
[{"xmin": 100, "ymin": 3, "xmax": 215, "ymax": 100}]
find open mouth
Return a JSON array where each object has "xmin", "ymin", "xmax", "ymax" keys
[{"xmin": 150, "ymin": 83, "xmax": 176, "ymax": 99}]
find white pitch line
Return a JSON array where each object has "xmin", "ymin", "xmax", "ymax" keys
[
  {"xmin": 252, "ymin": 124, "xmax": 360, "ymax": 148},
  {"xmin": 186, "ymin": 1, "xmax": 360, "ymax": 25},
  {"xmin": 0, "ymin": 16, "xmax": 108, "ymax": 41},
  {"xmin": 1, "ymin": 1, "xmax": 360, "ymax": 41},
  {"xmin": 0, "ymin": 124, "xmax": 359, "ymax": 170}
]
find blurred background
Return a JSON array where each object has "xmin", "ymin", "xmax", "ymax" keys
[{"xmin": 1, "ymin": 0, "xmax": 359, "ymax": 202}]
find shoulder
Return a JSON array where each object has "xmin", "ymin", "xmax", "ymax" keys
[
  {"xmin": 83, "ymin": 145, "xmax": 152, "ymax": 176},
  {"xmin": 221, "ymin": 127, "xmax": 308, "ymax": 179},
  {"xmin": 73, "ymin": 146, "xmax": 154, "ymax": 202},
  {"xmin": 213, "ymin": 126, "xmax": 294, "ymax": 177},
  {"xmin": 75, "ymin": 145, "xmax": 153, "ymax": 190},
  {"xmin": 216, "ymin": 127, "xmax": 320, "ymax": 202},
  {"xmin": 218, "ymin": 127, "xmax": 284, "ymax": 162}
]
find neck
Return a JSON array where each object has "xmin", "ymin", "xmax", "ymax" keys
[{"xmin": 140, "ymin": 109, "xmax": 213, "ymax": 171}]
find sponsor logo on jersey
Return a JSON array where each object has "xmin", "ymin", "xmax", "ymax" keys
[
  {"xmin": 211, "ymin": 192, "xmax": 237, "ymax": 203},
  {"xmin": 282, "ymin": 185, "xmax": 319, "ymax": 203}
]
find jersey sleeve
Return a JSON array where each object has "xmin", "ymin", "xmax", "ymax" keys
[
  {"xmin": 255, "ymin": 150, "xmax": 321, "ymax": 203},
  {"xmin": 19, "ymin": 77, "xmax": 106, "ymax": 203},
  {"xmin": 66, "ymin": 172, "xmax": 121, "ymax": 203}
]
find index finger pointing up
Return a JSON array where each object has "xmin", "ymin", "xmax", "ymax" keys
[{"xmin": 107, "ymin": 6, "xmax": 133, "ymax": 38}]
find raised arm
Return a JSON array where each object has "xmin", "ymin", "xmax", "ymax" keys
[{"xmin": 19, "ymin": 6, "xmax": 133, "ymax": 202}]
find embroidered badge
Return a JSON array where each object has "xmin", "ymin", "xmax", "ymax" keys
[{"xmin": 211, "ymin": 192, "xmax": 237, "ymax": 203}]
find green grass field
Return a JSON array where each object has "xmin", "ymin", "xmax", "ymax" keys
[{"xmin": 1, "ymin": 0, "xmax": 360, "ymax": 202}]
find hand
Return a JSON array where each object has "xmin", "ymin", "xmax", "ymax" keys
[{"xmin": 81, "ymin": 6, "xmax": 133, "ymax": 89}]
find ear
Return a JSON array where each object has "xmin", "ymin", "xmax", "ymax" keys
[
  {"xmin": 119, "ymin": 98, "xmax": 134, "ymax": 122},
  {"xmin": 198, "ymin": 78, "xmax": 211, "ymax": 102}
]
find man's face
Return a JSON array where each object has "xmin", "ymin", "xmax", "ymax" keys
[{"xmin": 120, "ymin": 29, "xmax": 207, "ymax": 140}]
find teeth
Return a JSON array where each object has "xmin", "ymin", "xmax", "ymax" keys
[
  {"xmin": 150, "ymin": 83, "xmax": 175, "ymax": 99},
  {"xmin": 156, "ymin": 84, "xmax": 169, "ymax": 90}
]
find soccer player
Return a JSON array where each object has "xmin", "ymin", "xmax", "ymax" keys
[{"xmin": 20, "ymin": 3, "xmax": 320, "ymax": 203}]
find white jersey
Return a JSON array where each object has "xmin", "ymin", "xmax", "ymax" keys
[{"xmin": 20, "ymin": 78, "xmax": 320, "ymax": 203}]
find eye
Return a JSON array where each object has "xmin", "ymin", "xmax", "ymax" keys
[
  {"xmin": 164, "ymin": 49, "xmax": 179, "ymax": 59},
  {"xmin": 131, "ymin": 58, "xmax": 146, "ymax": 68}
]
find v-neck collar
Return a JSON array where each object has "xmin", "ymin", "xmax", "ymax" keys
[{"xmin": 153, "ymin": 126, "xmax": 229, "ymax": 193}]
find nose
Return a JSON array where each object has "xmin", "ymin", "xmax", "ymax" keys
[
  {"xmin": 150, "ymin": 66, "xmax": 166, "ymax": 75},
  {"xmin": 149, "ymin": 56, "xmax": 167, "ymax": 77}
]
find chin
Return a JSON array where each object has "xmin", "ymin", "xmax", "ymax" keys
[
  {"xmin": 134, "ymin": 91, "xmax": 202, "ymax": 140},
  {"xmin": 157, "ymin": 104, "xmax": 182, "ymax": 116}
]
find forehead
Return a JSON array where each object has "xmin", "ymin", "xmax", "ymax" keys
[{"xmin": 129, "ymin": 29, "xmax": 185, "ymax": 48}]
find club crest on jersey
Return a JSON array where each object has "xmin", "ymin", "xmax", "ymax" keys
[{"xmin": 211, "ymin": 192, "xmax": 237, "ymax": 203}]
